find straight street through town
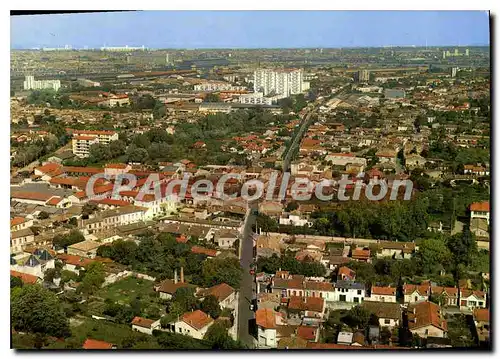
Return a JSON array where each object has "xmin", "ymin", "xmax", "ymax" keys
[{"xmin": 237, "ymin": 206, "xmax": 257, "ymax": 348}]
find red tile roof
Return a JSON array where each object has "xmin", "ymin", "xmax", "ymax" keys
[
  {"xmin": 82, "ymin": 338, "xmax": 114, "ymax": 349},
  {"xmin": 131, "ymin": 316, "xmax": 156, "ymax": 328},
  {"xmin": 408, "ymin": 301, "xmax": 447, "ymax": 332},
  {"xmin": 404, "ymin": 283, "xmax": 430, "ymax": 296},
  {"xmin": 352, "ymin": 248, "xmax": 370, "ymax": 259},
  {"xmin": 473, "ymin": 308, "xmax": 489, "ymax": 322},
  {"xmin": 181, "ymin": 310, "xmax": 213, "ymax": 330},
  {"xmin": 371, "ymin": 286, "xmax": 396, "ymax": 296},
  {"xmin": 338, "ymin": 266, "xmax": 356, "ymax": 279},
  {"xmin": 57, "ymin": 254, "xmax": 95, "ymax": 267},
  {"xmin": 256, "ymin": 308, "xmax": 278, "ymax": 329},
  {"xmin": 288, "ymin": 296, "xmax": 324, "ymax": 313},
  {"xmin": 198, "ymin": 283, "xmax": 235, "ymax": 302},
  {"xmin": 10, "ymin": 270, "xmax": 39, "ymax": 284},
  {"xmin": 191, "ymin": 246, "xmax": 217, "ymax": 257},
  {"xmin": 10, "ymin": 217, "xmax": 26, "ymax": 227},
  {"xmin": 297, "ymin": 326, "xmax": 317, "ymax": 341},
  {"xmin": 470, "ymin": 201, "xmax": 490, "ymax": 212},
  {"xmin": 11, "ymin": 191, "xmax": 53, "ymax": 202},
  {"xmin": 46, "ymin": 196, "xmax": 63, "ymax": 206},
  {"xmin": 35, "ymin": 162, "xmax": 62, "ymax": 175}
]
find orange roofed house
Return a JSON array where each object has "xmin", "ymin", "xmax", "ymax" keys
[
  {"xmin": 407, "ymin": 301, "xmax": 448, "ymax": 338},
  {"xmin": 131, "ymin": 316, "xmax": 161, "ymax": 335},
  {"xmin": 256, "ymin": 308, "xmax": 287, "ymax": 348},
  {"xmin": 470, "ymin": 201, "xmax": 490, "ymax": 225},
  {"xmin": 82, "ymin": 338, "xmax": 116, "ymax": 349},
  {"xmin": 165, "ymin": 310, "xmax": 214, "ymax": 340}
]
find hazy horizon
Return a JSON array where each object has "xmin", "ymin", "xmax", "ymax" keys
[{"xmin": 11, "ymin": 10, "xmax": 490, "ymax": 49}]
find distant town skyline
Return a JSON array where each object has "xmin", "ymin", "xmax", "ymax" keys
[{"xmin": 11, "ymin": 10, "xmax": 490, "ymax": 49}]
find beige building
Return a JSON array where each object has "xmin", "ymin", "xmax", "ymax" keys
[{"xmin": 67, "ymin": 240, "xmax": 101, "ymax": 258}]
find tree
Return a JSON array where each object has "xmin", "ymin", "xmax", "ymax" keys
[
  {"xmin": 204, "ymin": 93, "xmax": 220, "ymax": 103},
  {"xmin": 447, "ymin": 227, "xmax": 478, "ymax": 308},
  {"xmin": 201, "ymin": 257, "xmax": 243, "ymax": 288},
  {"xmin": 343, "ymin": 306, "xmax": 371, "ymax": 330},
  {"xmin": 78, "ymin": 262, "xmax": 106, "ymax": 295},
  {"xmin": 109, "ymin": 139, "xmax": 127, "ymax": 158},
  {"xmin": 286, "ymin": 201, "xmax": 299, "ymax": 212},
  {"xmin": 417, "ymin": 238, "xmax": 452, "ymax": 274},
  {"xmin": 11, "ymin": 285, "xmax": 70, "ymax": 338},
  {"xmin": 204, "ymin": 321, "xmax": 245, "ymax": 349},
  {"xmin": 52, "ymin": 229, "xmax": 85, "ymax": 250},
  {"xmin": 172, "ymin": 287, "xmax": 199, "ymax": 312},
  {"xmin": 38, "ymin": 211, "xmax": 50, "ymax": 220},
  {"xmin": 200, "ymin": 295, "xmax": 221, "ymax": 319},
  {"xmin": 82, "ymin": 202, "xmax": 98, "ymax": 219},
  {"xmin": 127, "ymin": 146, "xmax": 149, "ymax": 163},
  {"xmin": 44, "ymin": 268, "xmax": 58, "ymax": 283},
  {"xmin": 11, "ymin": 275, "xmax": 23, "ymax": 289},
  {"xmin": 89, "ymin": 143, "xmax": 112, "ymax": 163}
]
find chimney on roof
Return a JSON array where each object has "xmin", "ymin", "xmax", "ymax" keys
[
  {"xmin": 180, "ymin": 267, "xmax": 184, "ymax": 283},
  {"xmin": 174, "ymin": 269, "xmax": 178, "ymax": 284}
]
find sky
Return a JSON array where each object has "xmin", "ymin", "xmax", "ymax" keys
[{"xmin": 10, "ymin": 11, "xmax": 490, "ymax": 49}]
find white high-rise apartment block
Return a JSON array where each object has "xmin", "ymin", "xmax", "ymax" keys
[
  {"xmin": 23, "ymin": 76, "xmax": 61, "ymax": 92},
  {"xmin": 253, "ymin": 69, "xmax": 308, "ymax": 98},
  {"xmin": 71, "ymin": 130, "xmax": 119, "ymax": 158}
]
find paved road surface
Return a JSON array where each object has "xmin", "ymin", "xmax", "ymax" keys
[{"xmin": 237, "ymin": 208, "xmax": 257, "ymax": 348}]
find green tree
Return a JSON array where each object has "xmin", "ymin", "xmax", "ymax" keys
[
  {"xmin": 38, "ymin": 211, "xmax": 50, "ymax": 220},
  {"xmin": 417, "ymin": 238, "xmax": 452, "ymax": 274},
  {"xmin": 89, "ymin": 143, "xmax": 112, "ymax": 163},
  {"xmin": 204, "ymin": 321, "xmax": 245, "ymax": 349},
  {"xmin": 78, "ymin": 262, "xmax": 106, "ymax": 295},
  {"xmin": 109, "ymin": 139, "xmax": 127, "ymax": 158},
  {"xmin": 204, "ymin": 93, "xmax": 221, "ymax": 103},
  {"xmin": 201, "ymin": 257, "xmax": 243, "ymax": 288},
  {"xmin": 200, "ymin": 295, "xmax": 221, "ymax": 319},
  {"xmin": 447, "ymin": 227, "xmax": 478, "ymax": 308},
  {"xmin": 10, "ymin": 275, "xmax": 23, "ymax": 289},
  {"xmin": 52, "ymin": 229, "xmax": 85, "ymax": 250},
  {"xmin": 11, "ymin": 285, "xmax": 70, "ymax": 338},
  {"xmin": 343, "ymin": 306, "xmax": 371, "ymax": 330}
]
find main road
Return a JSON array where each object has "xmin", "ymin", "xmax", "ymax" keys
[{"xmin": 237, "ymin": 205, "xmax": 257, "ymax": 348}]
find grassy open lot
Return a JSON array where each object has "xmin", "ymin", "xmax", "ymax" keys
[{"xmin": 95, "ymin": 276, "xmax": 164, "ymax": 319}]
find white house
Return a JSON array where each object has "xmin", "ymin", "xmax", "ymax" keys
[
  {"xmin": 470, "ymin": 202, "xmax": 490, "ymax": 225},
  {"xmin": 256, "ymin": 308, "xmax": 286, "ymax": 348},
  {"xmin": 197, "ymin": 283, "xmax": 237, "ymax": 309},
  {"xmin": 131, "ymin": 316, "xmax": 161, "ymax": 335},
  {"xmin": 403, "ymin": 283, "xmax": 430, "ymax": 304},
  {"xmin": 167, "ymin": 310, "xmax": 214, "ymax": 340},
  {"xmin": 368, "ymin": 286, "xmax": 397, "ymax": 303},
  {"xmin": 334, "ymin": 281, "xmax": 365, "ymax": 303},
  {"xmin": 362, "ymin": 301, "xmax": 401, "ymax": 328},
  {"xmin": 279, "ymin": 213, "xmax": 312, "ymax": 227}
]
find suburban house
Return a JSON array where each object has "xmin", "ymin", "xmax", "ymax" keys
[
  {"xmin": 334, "ymin": 281, "xmax": 365, "ymax": 303},
  {"xmin": 67, "ymin": 240, "xmax": 101, "ymax": 258},
  {"xmin": 166, "ymin": 310, "xmax": 214, "ymax": 340},
  {"xmin": 131, "ymin": 316, "xmax": 161, "ymax": 335},
  {"xmin": 351, "ymin": 247, "xmax": 371, "ymax": 262},
  {"xmin": 470, "ymin": 202, "xmax": 490, "ymax": 225},
  {"xmin": 403, "ymin": 283, "xmax": 431, "ymax": 304},
  {"xmin": 10, "ymin": 227, "xmax": 35, "ymax": 254},
  {"xmin": 371, "ymin": 241, "xmax": 416, "ymax": 259},
  {"xmin": 473, "ymin": 308, "xmax": 490, "ymax": 345},
  {"xmin": 286, "ymin": 296, "xmax": 326, "ymax": 323},
  {"xmin": 82, "ymin": 206, "xmax": 147, "ymax": 234},
  {"xmin": 368, "ymin": 286, "xmax": 397, "ymax": 303},
  {"xmin": 362, "ymin": 301, "xmax": 402, "ymax": 328},
  {"xmin": 155, "ymin": 268, "xmax": 197, "ymax": 300},
  {"xmin": 337, "ymin": 267, "xmax": 356, "ymax": 281},
  {"xmin": 57, "ymin": 254, "xmax": 95, "ymax": 274},
  {"xmin": 82, "ymin": 338, "xmax": 116, "ymax": 349},
  {"xmin": 256, "ymin": 308, "xmax": 286, "ymax": 348},
  {"xmin": 10, "ymin": 248, "xmax": 55, "ymax": 279},
  {"xmin": 213, "ymin": 229, "xmax": 239, "ymax": 249},
  {"xmin": 407, "ymin": 301, "xmax": 448, "ymax": 338},
  {"xmin": 197, "ymin": 282, "xmax": 236, "ymax": 309},
  {"xmin": 10, "ymin": 270, "xmax": 41, "ymax": 285},
  {"xmin": 10, "ymin": 217, "xmax": 34, "ymax": 232}
]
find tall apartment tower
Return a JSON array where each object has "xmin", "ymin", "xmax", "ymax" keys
[
  {"xmin": 465, "ymin": 48, "xmax": 470, "ymax": 56},
  {"xmin": 253, "ymin": 69, "xmax": 306, "ymax": 97},
  {"xmin": 358, "ymin": 69, "xmax": 370, "ymax": 83},
  {"xmin": 451, "ymin": 67, "xmax": 458, "ymax": 78},
  {"xmin": 443, "ymin": 50, "xmax": 447, "ymax": 59}
]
